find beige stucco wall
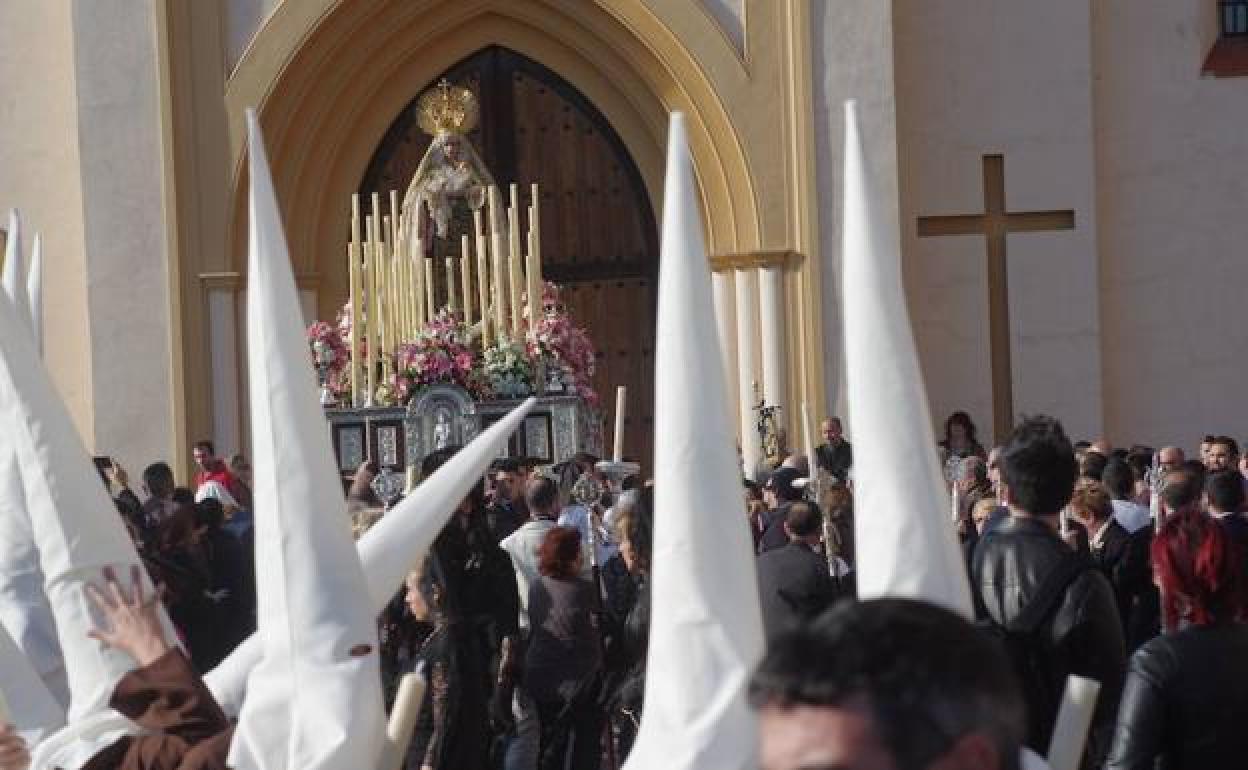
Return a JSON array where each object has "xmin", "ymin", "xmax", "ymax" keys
[
  {"xmin": 0, "ymin": 0, "xmax": 176, "ymax": 476},
  {"xmin": 0, "ymin": 1, "xmax": 95, "ymax": 444},
  {"xmin": 895, "ymin": 0, "xmax": 1103, "ymax": 444},
  {"xmin": 1093, "ymin": 2, "xmax": 1248, "ymax": 450}
]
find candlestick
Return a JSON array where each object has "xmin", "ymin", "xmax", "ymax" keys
[
  {"xmin": 445, "ymin": 257, "xmax": 457, "ymax": 314},
  {"xmin": 613, "ymin": 386, "xmax": 627, "ymax": 463},
  {"xmin": 460, "ymin": 234, "xmax": 473, "ymax": 323}
]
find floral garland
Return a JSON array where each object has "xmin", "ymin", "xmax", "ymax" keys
[{"xmin": 528, "ymin": 283, "xmax": 598, "ymax": 405}]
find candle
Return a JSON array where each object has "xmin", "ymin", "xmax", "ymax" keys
[
  {"xmin": 613, "ymin": 386, "xmax": 627, "ymax": 463},
  {"xmin": 530, "ymin": 182, "xmax": 543, "ymax": 282},
  {"xmin": 349, "ymin": 194, "xmax": 362, "ymax": 407},
  {"xmin": 380, "ymin": 670, "xmax": 427, "ymax": 770},
  {"xmin": 489, "ymin": 186, "xmax": 509, "ymax": 340},
  {"xmin": 413, "ymin": 237, "xmax": 426, "ymax": 326},
  {"xmin": 1047, "ymin": 676, "xmax": 1101, "ymax": 770},
  {"xmin": 460, "ymin": 234, "xmax": 473, "ymax": 323},
  {"xmin": 526, "ymin": 221, "xmax": 541, "ymax": 329},
  {"xmin": 445, "ymin": 257, "xmax": 457, "ymax": 314},
  {"xmin": 364, "ymin": 238, "xmax": 376, "ymax": 405},
  {"xmin": 474, "ymin": 209, "xmax": 490, "ymax": 344},
  {"xmin": 508, "ymin": 184, "xmax": 524, "ymax": 335},
  {"xmin": 425, "ymin": 257, "xmax": 435, "ymax": 318}
]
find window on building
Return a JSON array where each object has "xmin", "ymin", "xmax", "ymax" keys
[{"xmin": 1204, "ymin": 1, "xmax": 1248, "ymax": 77}]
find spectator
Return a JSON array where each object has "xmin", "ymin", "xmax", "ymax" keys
[
  {"xmin": 1106, "ymin": 509, "xmax": 1248, "ymax": 768},
  {"xmin": 1103, "ymin": 459, "xmax": 1151, "ymax": 533},
  {"xmin": 756, "ymin": 502, "xmax": 841, "ymax": 643},
  {"xmin": 757, "ymin": 467, "xmax": 804, "ymax": 554},
  {"xmin": 751, "ymin": 598, "xmax": 1026, "ymax": 770},
  {"xmin": 524, "ymin": 527, "xmax": 603, "ymax": 770},
  {"xmin": 191, "ymin": 440, "xmax": 247, "ymax": 505}
]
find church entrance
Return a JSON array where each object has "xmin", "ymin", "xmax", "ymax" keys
[{"xmin": 358, "ymin": 46, "xmax": 658, "ymax": 470}]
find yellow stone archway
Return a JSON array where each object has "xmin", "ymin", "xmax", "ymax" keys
[{"xmin": 167, "ymin": 0, "xmax": 825, "ymax": 463}]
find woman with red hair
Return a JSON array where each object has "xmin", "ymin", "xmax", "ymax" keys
[
  {"xmin": 523, "ymin": 526, "xmax": 603, "ymax": 770},
  {"xmin": 1106, "ymin": 508, "xmax": 1248, "ymax": 768}
]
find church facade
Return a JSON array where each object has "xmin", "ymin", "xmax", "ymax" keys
[{"xmin": 1, "ymin": 0, "xmax": 1245, "ymax": 477}]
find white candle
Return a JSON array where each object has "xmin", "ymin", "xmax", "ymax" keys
[
  {"xmin": 508, "ymin": 184, "xmax": 523, "ymax": 335},
  {"xmin": 445, "ymin": 257, "xmax": 457, "ymax": 313},
  {"xmin": 380, "ymin": 670, "xmax": 427, "ymax": 770},
  {"xmin": 425, "ymin": 258, "xmax": 435, "ymax": 318},
  {"xmin": 460, "ymin": 235, "xmax": 473, "ymax": 323},
  {"xmin": 1047, "ymin": 676, "xmax": 1101, "ymax": 770},
  {"xmin": 474, "ymin": 209, "xmax": 490, "ymax": 344},
  {"xmin": 364, "ymin": 238, "xmax": 376, "ymax": 405},
  {"xmin": 413, "ymin": 236, "xmax": 425, "ymax": 327},
  {"xmin": 489, "ymin": 186, "xmax": 509, "ymax": 339},
  {"xmin": 613, "ymin": 386, "xmax": 627, "ymax": 463},
  {"xmin": 349, "ymin": 194, "xmax": 362, "ymax": 407}
]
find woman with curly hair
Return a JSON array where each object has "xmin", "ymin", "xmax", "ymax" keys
[{"xmin": 1106, "ymin": 508, "xmax": 1248, "ymax": 768}]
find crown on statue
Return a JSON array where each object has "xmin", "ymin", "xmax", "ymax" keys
[{"xmin": 417, "ymin": 79, "xmax": 479, "ymax": 136}]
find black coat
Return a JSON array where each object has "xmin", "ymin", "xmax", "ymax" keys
[
  {"xmin": 814, "ymin": 440, "xmax": 852, "ymax": 483},
  {"xmin": 1106, "ymin": 622, "xmax": 1248, "ymax": 770},
  {"xmin": 758, "ymin": 503, "xmax": 795, "ymax": 554},
  {"xmin": 971, "ymin": 515, "xmax": 1126, "ymax": 764},
  {"xmin": 756, "ymin": 541, "xmax": 839, "ymax": 642},
  {"xmin": 1091, "ymin": 520, "xmax": 1158, "ymax": 651}
]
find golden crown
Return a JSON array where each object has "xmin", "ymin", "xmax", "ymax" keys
[{"xmin": 417, "ymin": 79, "xmax": 479, "ymax": 136}]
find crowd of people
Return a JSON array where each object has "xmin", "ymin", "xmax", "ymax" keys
[{"xmin": 17, "ymin": 408, "xmax": 1248, "ymax": 770}]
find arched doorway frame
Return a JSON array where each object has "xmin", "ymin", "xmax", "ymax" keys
[{"xmin": 172, "ymin": 0, "xmax": 827, "ymax": 464}]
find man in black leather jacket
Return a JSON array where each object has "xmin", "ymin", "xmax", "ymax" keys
[{"xmin": 971, "ymin": 416, "xmax": 1126, "ymax": 767}]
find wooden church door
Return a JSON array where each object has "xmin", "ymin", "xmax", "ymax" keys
[{"xmin": 360, "ymin": 46, "xmax": 658, "ymax": 471}]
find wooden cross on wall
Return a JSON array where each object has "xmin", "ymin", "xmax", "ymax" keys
[{"xmin": 917, "ymin": 154, "xmax": 1075, "ymax": 443}]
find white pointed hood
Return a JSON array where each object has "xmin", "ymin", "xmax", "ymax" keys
[
  {"xmin": 0, "ymin": 290, "xmax": 175, "ymax": 722},
  {"xmin": 227, "ymin": 110, "xmax": 385, "ymax": 770},
  {"xmin": 26, "ymin": 233, "xmax": 42, "ymax": 352},
  {"xmin": 0, "ymin": 445, "xmax": 68, "ymax": 709},
  {"xmin": 0, "ymin": 607, "xmax": 64, "ymax": 746},
  {"xmin": 622, "ymin": 113, "xmax": 764, "ymax": 770},
  {"xmin": 2, "ymin": 209, "xmax": 32, "ymax": 334},
  {"xmin": 205, "ymin": 395, "xmax": 536, "ymax": 716},
  {"xmin": 841, "ymin": 101, "xmax": 973, "ymax": 617}
]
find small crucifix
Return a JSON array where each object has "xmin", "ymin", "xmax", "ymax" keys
[{"xmin": 917, "ymin": 154, "xmax": 1075, "ymax": 442}]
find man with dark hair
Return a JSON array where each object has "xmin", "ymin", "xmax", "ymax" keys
[
  {"xmin": 815, "ymin": 416, "xmax": 853, "ymax": 484},
  {"xmin": 1103, "ymin": 458, "xmax": 1150, "ymax": 533},
  {"xmin": 138, "ymin": 461, "xmax": 178, "ymax": 537},
  {"xmin": 1205, "ymin": 470, "xmax": 1248, "ymax": 547},
  {"xmin": 758, "ymin": 467, "xmax": 805, "ymax": 554},
  {"xmin": 191, "ymin": 440, "xmax": 246, "ymax": 504},
  {"xmin": 971, "ymin": 415, "xmax": 1125, "ymax": 764},
  {"xmin": 1161, "ymin": 468, "xmax": 1203, "ymax": 517},
  {"xmin": 487, "ymin": 457, "xmax": 528, "ymax": 542},
  {"xmin": 1205, "ymin": 435, "xmax": 1239, "ymax": 473},
  {"xmin": 1079, "ymin": 449, "xmax": 1108, "ymax": 482},
  {"xmin": 755, "ymin": 502, "xmax": 840, "ymax": 642},
  {"xmin": 751, "ymin": 598, "xmax": 1026, "ymax": 770}
]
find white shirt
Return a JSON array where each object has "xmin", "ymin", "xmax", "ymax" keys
[
  {"xmin": 558, "ymin": 503, "xmax": 617, "ymax": 566},
  {"xmin": 499, "ymin": 517, "xmax": 592, "ymax": 630},
  {"xmin": 1112, "ymin": 499, "xmax": 1151, "ymax": 533}
]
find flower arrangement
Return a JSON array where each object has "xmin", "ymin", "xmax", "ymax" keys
[
  {"xmin": 306, "ymin": 319, "xmax": 350, "ymax": 400},
  {"xmin": 482, "ymin": 338, "xmax": 536, "ymax": 399},
  {"xmin": 527, "ymin": 282, "xmax": 598, "ymax": 405},
  {"xmin": 311, "ymin": 281, "xmax": 599, "ymax": 407},
  {"xmin": 390, "ymin": 308, "xmax": 484, "ymax": 402}
]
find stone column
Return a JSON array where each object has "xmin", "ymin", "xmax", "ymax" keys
[
  {"xmin": 735, "ymin": 267, "xmax": 761, "ymax": 480},
  {"xmin": 758, "ymin": 264, "xmax": 788, "ymax": 427},
  {"xmin": 711, "ymin": 270, "xmax": 738, "ymax": 424}
]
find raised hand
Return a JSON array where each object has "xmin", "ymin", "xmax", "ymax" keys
[
  {"xmin": 0, "ymin": 724, "xmax": 30, "ymax": 770},
  {"xmin": 84, "ymin": 565, "xmax": 172, "ymax": 667}
]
